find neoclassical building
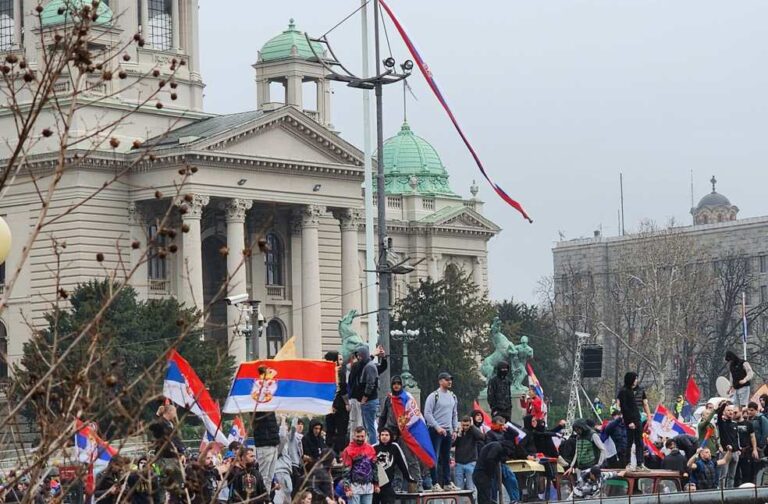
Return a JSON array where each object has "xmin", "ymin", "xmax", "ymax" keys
[{"xmin": 0, "ymin": 2, "xmax": 499, "ymax": 372}]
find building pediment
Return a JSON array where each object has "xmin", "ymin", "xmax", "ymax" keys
[
  {"xmin": 203, "ymin": 107, "xmax": 363, "ymax": 166},
  {"xmin": 416, "ymin": 204, "xmax": 501, "ymax": 235}
]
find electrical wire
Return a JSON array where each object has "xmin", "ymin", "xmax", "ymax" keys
[
  {"xmin": 379, "ymin": 2, "xmax": 395, "ymax": 61},
  {"xmin": 320, "ymin": 0, "xmax": 372, "ymax": 40}
]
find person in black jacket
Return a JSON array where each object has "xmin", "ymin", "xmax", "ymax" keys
[
  {"xmin": 671, "ymin": 434, "xmax": 699, "ymax": 461},
  {"xmin": 252, "ymin": 411, "xmax": 280, "ymax": 489},
  {"xmin": 473, "ymin": 440, "xmax": 517, "ymax": 504},
  {"xmin": 374, "ymin": 428, "xmax": 415, "ymax": 504},
  {"xmin": 661, "ymin": 440, "xmax": 688, "ymax": 478},
  {"xmin": 487, "ymin": 361, "xmax": 513, "ymax": 422},
  {"xmin": 324, "ymin": 351, "xmax": 350, "ymax": 455},
  {"xmin": 302, "ymin": 419, "xmax": 327, "ymax": 470},
  {"xmin": 453, "ymin": 416, "xmax": 484, "ymax": 492},
  {"xmin": 616, "ymin": 372, "xmax": 648, "ymax": 470},
  {"xmin": 94, "ymin": 457, "xmax": 128, "ymax": 504},
  {"xmin": 227, "ymin": 447, "xmax": 269, "ymax": 503}
]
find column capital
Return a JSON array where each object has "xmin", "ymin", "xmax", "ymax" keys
[
  {"xmin": 179, "ymin": 194, "xmax": 209, "ymax": 220},
  {"xmin": 296, "ymin": 204, "xmax": 326, "ymax": 229},
  {"xmin": 334, "ymin": 208, "xmax": 362, "ymax": 231},
  {"xmin": 224, "ymin": 198, "xmax": 253, "ymax": 223}
]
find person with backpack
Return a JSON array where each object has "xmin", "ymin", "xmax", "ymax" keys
[
  {"xmin": 341, "ymin": 426, "xmax": 379, "ymax": 504},
  {"xmin": 423, "ymin": 372, "xmax": 459, "ymax": 491}
]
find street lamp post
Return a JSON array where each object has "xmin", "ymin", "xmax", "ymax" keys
[{"xmin": 390, "ymin": 320, "xmax": 421, "ymax": 404}]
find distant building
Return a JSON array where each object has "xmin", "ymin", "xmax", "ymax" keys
[{"xmin": 553, "ymin": 176, "xmax": 768, "ymax": 390}]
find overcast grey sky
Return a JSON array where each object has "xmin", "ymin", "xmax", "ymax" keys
[{"xmin": 198, "ymin": 1, "xmax": 768, "ymax": 303}]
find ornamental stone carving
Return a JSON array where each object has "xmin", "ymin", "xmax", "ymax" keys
[
  {"xmin": 335, "ymin": 208, "xmax": 362, "ymax": 231},
  {"xmin": 299, "ymin": 205, "xmax": 326, "ymax": 229},
  {"xmin": 127, "ymin": 202, "xmax": 145, "ymax": 225},
  {"xmin": 180, "ymin": 194, "xmax": 210, "ymax": 220},
  {"xmin": 224, "ymin": 198, "xmax": 253, "ymax": 223}
]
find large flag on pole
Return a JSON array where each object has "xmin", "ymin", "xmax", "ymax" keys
[
  {"xmin": 685, "ymin": 377, "xmax": 701, "ymax": 406},
  {"xmin": 742, "ymin": 292, "xmax": 748, "ymax": 360},
  {"xmin": 390, "ymin": 390, "xmax": 436, "ymax": 468},
  {"xmin": 223, "ymin": 359, "xmax": 336, "ymax": 415},
  {"xmin": 163, "ymin": 350, "xmax": 228, "ymax": 445},
  {"xmin": 378, "ymin": 0, "xmax": 533, "ymax": 223},
  {"xmin": 74, "ymin": 420, "xmax": 117, "ymax": 466}
]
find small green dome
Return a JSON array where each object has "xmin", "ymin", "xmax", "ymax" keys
[
  {"xmin": 376, "ymin": 122, "xmax": 458, "ymax": 197},
  {"xmin": 41, "ymin": 0, "xmax": 113, "ymax": 27},
  {"xmin": 260, "ymin": 19, "xmax": 324, "ymax": 62}
]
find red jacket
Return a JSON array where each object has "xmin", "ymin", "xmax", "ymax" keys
[{"xmin": 520, "ymin": 395, "xmax": 544, "ymax": 420}]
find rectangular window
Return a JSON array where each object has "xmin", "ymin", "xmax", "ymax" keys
[
  {"xmin": 148, "ymin": 0, "xmax": 172, "ymax": 51},
  {"xmin": 0, "ymin": 0, "xmax": 14, "ymax": 51},
  {"xmin": 745, "ymin": 289, "xmax": 752, "ymax": 306},
  {"xmin": 762, "ymin": 286, "xmax": 768, "ymax": 305},
  {"xmin": 760, "ymin": 255, "xmax": 767, "ymax": 273},
  {"xmin": 147, "ymin": 224, "xmax": 167, "ymax": 280}
]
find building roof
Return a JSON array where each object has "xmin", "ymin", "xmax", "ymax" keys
[
  {"xmin": 260, "ymin": 19, "xmax": 324, "ymax": 62},
  {"xmin": 141, "ymin": 110, "xmax": 265, "ymax": 149},
  {"xmin": 41, "ymin": 0, "xmax": 113, "ymax": 27},
  {"xmin": 696, "ymin": 191, "xmax": 732, "ymax": 209},
  {"xmin": 376, "ymin": 122, "xmax": 458, "ymax": 197}
]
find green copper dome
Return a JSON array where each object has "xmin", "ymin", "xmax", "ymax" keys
[
  {"xmin": 260, "ymin": 19, "xmax": 324, "ymax": 62},
  {"xmin": 376, "ymin": 122, "xmax": 458, "ymax": 197},
  {"xmin": 41, "ymin": 0, "xmax": 113, "ymax": 27}
]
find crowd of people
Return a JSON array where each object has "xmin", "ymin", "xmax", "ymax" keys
[{"xmin": 4, "ymin": 347, "xmax": 768, "ymax": 503}]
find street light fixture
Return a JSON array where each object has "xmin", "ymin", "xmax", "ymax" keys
[{"xmin": 390, "ymin": 320, "xmax": 420, "ymax": 397}]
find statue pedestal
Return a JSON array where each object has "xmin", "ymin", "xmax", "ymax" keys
[{"xmin": 476, "ymin": 390, "xmax": 527, "ymax": 425}]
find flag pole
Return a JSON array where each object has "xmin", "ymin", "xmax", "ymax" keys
[{"xmin": 742, "ymin": 291, "xmax": 748, "ymax": 361}]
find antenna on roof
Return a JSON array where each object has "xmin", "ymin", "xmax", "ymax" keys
[
  {"xmin": 690, "ymin": 169, "xmax": 694, "ymax": 224},
  {"xmin": 619, "ymin": 172, "xmax": 625, "ymax": 236}
]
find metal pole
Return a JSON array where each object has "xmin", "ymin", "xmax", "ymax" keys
[
  {"xmin": 373, "ymin": 0, "xmax": 391, "ymax": 389},
  {"xmin": 360, "ymin": 0, "xmax": 378, "ymax": 351}
]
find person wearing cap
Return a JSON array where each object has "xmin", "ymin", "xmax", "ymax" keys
[
  {"xmin": 487, "ymin": 361, "xmax": 512, "ymax": 422},
  {"xmin": 424, "ymin": 372, "xmax": 459, "ymax": 491}
]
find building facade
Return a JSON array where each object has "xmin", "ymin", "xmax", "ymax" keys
[
  {"xmin": 553, "ymin": 177, "xmax": 768, "ymax": 391},
  {"xmin": 0, "ymin": 2, "xmax": 499, "ymax": 373}
]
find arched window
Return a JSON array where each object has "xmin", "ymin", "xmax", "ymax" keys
[
  {"xmin": 444, "ymin": 263, "xmax": 461, "ymax": 282},
  {"xmin": 265, "ymin": 232, "xmax": 284, "ymax": 286},
  {"xmin": 0, "ymin": 322, "xmax": 7, "ymax": 379},
  {"xmin": 266, "ymin": 319, "xmax": 285, "ymax": 358},
  {"xmin": 148, "ymin": 0, "xmax": 172, "ymax": 51}
]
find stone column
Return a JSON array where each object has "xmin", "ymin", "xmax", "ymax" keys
[
  {"xmin": 299, "ymin": 205, "xmax": 324, "ymax": 358},
  {"xmin": 12, "ymin": 0, "xmax": 21, "ymax": 48},
  {"xmin": 128, "ymin": 202, "xmax": 148, "ymax": 300},
  {"xmin": 225, "ymin": 198, "xmax": 253, "ymax": 363},
  {"xmin": 171, "ymin": 0, "xmax": 180, "ymax": 50},
  {"xmin": 335, "ymin": 209, "xmax": 361, "ymax": 319},
  {"xmin": 473, "ymin": 256, "xmax": 484, "ymax": 292},
  {"xmin": 316, "ymin": 80, "xmax": 327, "ymax": 125},
  {"xmin": 186, "ymin": 0, "xmax": 202, "ymax": 80},
  {"xmin": 290, "ymin": 212, "xmax": 303, "ymax": 355},
  {"xmin": 428, "ymin": 254, "xmax": 440, "ymax": 279},
  {"xmin": 256, "ymin": 79, "xmax": 269, "ymax": 109},
  {"xmin": 286, "ymin": 74, "xmax": 303, "ymax": 108},
  {"xmin": 140, "ymin": 0, "xmax": 149, "ymax": 41},
  {"xmin": 180, "ymin": 195, "xmax": 208, "ymax": 313}
]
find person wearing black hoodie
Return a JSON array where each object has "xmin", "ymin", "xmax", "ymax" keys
[
  {"xmin": 616, "ymin": 372, "xmax": 650, "ymax": 470},
  {"xmin": 374, "ymin": 428, "xmax": 415, "ymax": 504},
  {"xmin": 487, "ymin": 361, "xmax": 513, "ymax": 422},
  {"xmin": 473, "ymin": 440, "xmax": 518, "ymax": 504},
  {"xmin": 252, "ymin": 412, "xmax": 280, "ymax": 489},
  {"xmin": 303, "ymin": 419, "xmax": 328, "ymax": 470},
  {"xmin": 350, "ymin": 345, "xmax": 382, "ymax": 445},
  {"xmin": 661, "ymin": 439, "xmax": 688, "ymax": 480}
]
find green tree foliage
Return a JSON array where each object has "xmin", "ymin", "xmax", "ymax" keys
[
  {"xmin": 495, "ymin": 299, "xmax": 568, "ymax": 408},
  {"xmin": 392, "ymin": 270, "xmax": 494, "ymax": 412},
  {"xmin": 13, "ymin": 280, "xmax": 234, "ymax": 437}
]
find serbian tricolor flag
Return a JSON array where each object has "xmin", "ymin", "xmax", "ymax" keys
[
  {"xmin": 391, "ymin": 390, "xmax": 436, "ymax": 468},
  {"xmin": 163, "ymin": 350, "xmax": 228, "ymax": 445},
  {"xmin": 74, "ymin": 420, "xmax": 117, "ymax": 466},
  {"xmin": 526, "ymin": 363, "xmax": 544, "ymax": 398},
  {"xmin": 379, "ymin": 0, "xmax": 532, "ymax": 223},
  {"xmin": 650, "ymin": 404, "xmax": 696, "ymax": 442},
  {"xmin": 228, "ymin": 416, "xmax": 247, "ymax": 445},
  {"xmin": 223, "ymin": 359, "xmax": 336, "ymax": 415},
  {"xmin": 643, "ymin": 433, "xmax": 664, "ymax": 459}
]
